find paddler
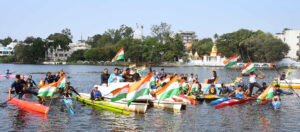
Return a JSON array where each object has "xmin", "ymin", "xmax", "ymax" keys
[
  {"xmin": 108, "ymin": 68, "xmax": 123, "ymax": 83},
  {"xmin": 204, "ymin": 82, "xmax": 219, "ymax": 95},
  {"xmin": 255, "ymin": 82, "xmax": 267, "ymax": 96},
  {"xmin": 229, "ymin": 85, "xmax": 247, "ymax": 99},
  {"xmin": 220, "ymin": 83, "xmax": 231, "ymax": 95},
  {"xmin": 101, "ymin": 68, "xmax": 110, "ymax": 86},
  {"xmin": 59, "ymin": 82, "xmax": 80, "ymax": 98},
  {"xmin": 44, "ymin": 72, "xmax": 56, "ymax": 84},
  {"xmin": 5, "ymin": 69, "xmax": 11, "ymax": 76},
  {"xmin": 9, "ymin": 74, "xmax": 40, "ymax": 99},
  {"xmin": 90, "ymin": 85, "xmax": 102, "ymax": 101},
  {"xmin": 272, "ymin": 85, "xmax": 295, "ymax": 101},
  {"xmin": 242, "ymin": 71, "xmax": 265, "ymax": 97},
  {"xmin": 240, "ymin": 81, "xmax": 249, "ymax": 95},
  {"xmin": 54, "ymin": 72, "xmax": 61, "ymax": 82}
]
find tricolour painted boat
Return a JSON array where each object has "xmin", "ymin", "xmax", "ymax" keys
[
  {"xmin": 172, "ymin": 95, "xmax": 197, "ymax": 105},
  {"xmin": 151, "ymin": 98, "xmax": 184, "ymax": 112},
  {"xmin": 215, "ymin": 97, "xmax": 256, "ymax": 109},
  {"xmin": 74, "ymin": 94, "xmax": 130, "ymax": 114},
  {"xmin": 210, "ymin": 98, "xmax": 231, "ymax": 106},
  {"xmin": 7, "ymin": 97, "xmax": 49, "ymax": 114}
]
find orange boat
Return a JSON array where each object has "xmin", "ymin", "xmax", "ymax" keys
[
  {"xmin": 7, "ymin": 97, "xmax": 49, "ymax": 114},
  {"xmin": 172, "ymin": 95, "xmax": 197, "ymax": 105}
]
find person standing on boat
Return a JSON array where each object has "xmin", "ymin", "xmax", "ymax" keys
[
  {"xmin": 122, "ymin": 68, "xmax": 134, "ymax": 82},
  {"xmin": 59, "ymin": 82, "xmax": 80, "ymax": 98},
  {"xmin": 242, "ymin": 71, "xmax": 265, "ymax": 97},
  {"xmin": 8, "ymin": 75, "xmax": 39, "ymax": 99},
  {"xmin": 44, "ymin": 72, "xmax": 56, "ymax": 84},
  {"xmin": 280, "ymin": 72, "xmax": 286, "ymax": 80},
  {"xmin": 91, "ymin": 85, "xmax": 102, "ymax": 101},
  {"xmin": 229, "ymin": 85, "xmax": 247, "ymax": 99},
  {"xmin": 204, "ymin": 82, "xmax": 219, "ymax": 95},
  {"xmin": 158, "ymin": 68, "xmax": 167, "ymax": 80},
  {"xmin": 205, "ymin": 71, "xmax": 218, "ymax": 84},
  {"xmin": 108, "ymin": 68, "xmax": 123, "ymax": 83},
  {"xmin": 101, "ymin": 68, "xmax": 110, "ymax": 86}
]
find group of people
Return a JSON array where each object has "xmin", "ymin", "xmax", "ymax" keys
[{"xmin": 101, "ymin": 68, "xmax": 141, "ymax": 85}]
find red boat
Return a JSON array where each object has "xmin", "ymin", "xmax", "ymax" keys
[
  {"xmin": 215, "ymin": 97, "xmax": 256, "ymax": 109},
  {"xmin": 172, "ymin": 95, "xmax": 197, "ymax": 105},
  {"xmin": 7, "ymin": 97, "xmax": 49, "ymax": 114}
]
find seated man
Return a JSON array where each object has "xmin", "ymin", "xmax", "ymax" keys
[
  {"xmin": 108, "ymin": 68, "xmax": 123, "ymax": 83},
  {"xmin": 91, "ymin": 85, "xmax": 102, "ymax": 101},
  {"xmin": 122, "ymin": 68, "xmax": 133, "ymax": 82},
  {"xmin": 204, "ymin": 82, "xmax": 219, "ymax": 95},
  {"xmin": 229, "ymin": 85, "xmax": 247, "ymax": 99},
  {"xmin": 220, "ymin": 83, "xmax": 231, "ymax": 95}
]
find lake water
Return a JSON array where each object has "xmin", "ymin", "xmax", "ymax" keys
[{"xmin": 0, "ymin": 64, "xmax": 300, "ymax": 131}]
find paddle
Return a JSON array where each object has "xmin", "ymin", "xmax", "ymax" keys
[{"xmin": 272, "ymin": 65, "xmax": 300, "ymax": 100}]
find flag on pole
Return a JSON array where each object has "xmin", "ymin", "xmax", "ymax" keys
[
  {"xmin": 111, "ymin": 84, "xmax": 130, "ymax": 102},
  {"xmin": 137, "ymin": 65, "xmax": 146, "ymax": 73},
  {"xmin": 155, "ymin": 76, "xmax": 181, "ymax": 103},
  {"xmin": 257, "ymin": 84, "xmax": 274, "ymax": 103},
  {"xmin": 126, "ymin": 75, "xmax": 151, "ymax": 106},
  {"xmin": 38, "ymin": 77, "xmax": 44, "ymax": 88},
  {"xmin": 112, "ymin": 48, "xmax": 125, "ymax": 62},
  {"xmin": 38, "ymin": 82, "xmax": 58, "ymax": 97},
  {"xmin": 187, "ymin": 81, "xmax": 197, "ymax": 95},
  {"xmin": 241, "ymin": 62, "xmax": 256, "ymax": 74},
  {"xmin": 223, "ymin": 54, "xmax": 239, "ymax": 68},
  {"xmin": 129, "ymin": 63, "xmax": 136, "ymax": 69},
  {"xmin": 57, "ymin": 75, "xmax": 66, "ymax": 88}
]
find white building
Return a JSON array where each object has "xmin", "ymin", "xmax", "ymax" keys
[
  {"xmin": 178, "ymin": 31, "xmax": 198, "ymax": 49},
  {"xmin": 274, "ymin": 29, "xmax": 300, "ymax": 60},
  {"xmin": 133, "ymin": 23, "xmax": 143, "ymax": 40},
  {"xmin": 45, "ymin": 41, "xmax": 91, "ymax": 62},
  {"xmin": 0, "ymin": 42, "xmax": 18, "ymax": 56}
]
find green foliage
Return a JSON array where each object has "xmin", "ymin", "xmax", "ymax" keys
[
  {"xmin": 191, "ymin": 38, "xmax": 213, "ymax": 55},
  {"xmin": 47, "ymin": 32, "xmax": 72, "ymax": 50},
  {"xmin": 0, "ymin": 37, "xmax": 13, "ymax": 46},
  {"xmin": 68, "ymin": 50, "xmax": 85, "ymax": 62},
  {"xmin": 151, "ymin": 22, "xmax": 173, "ymax": 44},
  {"xmin": 0, "ymin": 56, "xmax": 15, "ymax": 63}
]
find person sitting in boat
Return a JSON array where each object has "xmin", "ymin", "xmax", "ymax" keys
[
  {"xmin": 91, "ymin": 85, "xmax": 102, "ymax": 101},
  {"xmin": 54, "ymin": 72, "xmax": 61, "ymax": 82},
  {"xmin": 44, "ymin": 72, "xmax": 56, "ymax": 84},
  {"xmin": 122, "ymin": 68, "xmax": 134, "ymax": 82},
  {"xmin": 188, "ymin": 74, "xmax": 194, "ymax": 83},
  {"xmin": 196, "ymin": 83, "xmax": 203, "ymax": 95},
  {"xmin": 158, "ymin": 68, "xmax": 167, "ymax": 80},
  {"xmin": 229, "ymin": 85, "xmax": 247, "ymax": 99},
  {"xmin": 101, "ymin": 68, "xmax": 110, "ymax": 86},
  {"xmin": 9, "ymin": 74, "xmax": 39, "ymax": 99},
  {"xmin": 240, "ymin": 81, "xmax": 249, "ymax": 95},
  {"xmin": 204, "ymin": 82, "xmax": 219, "ymax": 95},
  {"xmin": 272, "ymin": 85, "xmax": 294, "ymax": 101},
  {"xmin": 230, "ymin": 86, "xmax": 236, "ymax": 93},
  {"xmin": 255, "ymin": 82, "xmax": 267, "ymax": 96},
  {"xmin": 27, "ymin": 75, "xmax": 37, "ymax": 88},
  {"xmin": 59, "ymin": 82, "xmax": 80, "ymax": 98},
  {"xmin": 5, "ymin": 69, "xmax": 11, "ymax": 76},
  {"xmin": 205, "ymin": 71, "xmax": 218, "ymax": 84},
  {"xmin": 194, "ymin": 74, "xmax": 199, "ymax": 83},
  {"xmin": 280, "ymin": 72, "xmax": 286, "ymax": 80},
  {"xmin": 132, "ymin": 69, "xmax": 141, "ymax": 82},
  {"xmin": 220, "ymin": 83, "xmax": 231, "ymax": 95},
  {"xmin": 108, "ymin": 68, "xmax": 123, "ymax": 83}
]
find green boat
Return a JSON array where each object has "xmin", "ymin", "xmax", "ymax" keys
[{"xmin": 74, "ymin": 95, "xmax": 130, "ymax": 115}]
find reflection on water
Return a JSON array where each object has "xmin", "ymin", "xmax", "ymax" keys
[{"xmin": 0, "ymin": 64, "xmax": 300, "ymax": 131}]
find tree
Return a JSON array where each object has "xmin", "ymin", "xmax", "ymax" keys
[
  {"xmin": 0, "ymin": 37, "xmax": 13, "ymax": 46},
  {"xmin": 151, "ymin": 22, "xmax": 173, "ymax": 44},
  {"xmin": 61, "ymin": 28, "xmax": 73, "ymax": 40},
  {"xmin": 47, "ymin": 33, "xmax": 72, "ymax": 50},
  {"xmin": 191, "ymin": 38, "xmax": 214, "ymax": 56},
  {"xmin": 68, "ymin": 50, "xmax": 85, "ymax": 62}
]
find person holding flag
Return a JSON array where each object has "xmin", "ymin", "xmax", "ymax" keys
[
  {"xmin": 241, "ymin": 62, "xmax": 265, "ymax": 96},
  {"xmin": 108, "ymin": 68, "xmax": 123, "ymax": 83}
]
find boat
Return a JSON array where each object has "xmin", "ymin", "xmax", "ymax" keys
[
  {"xmin": 97, "ymin": 82, "xmax": 132, "ymax": 95},
  {"xmin": 172, "ymin": 95, "xmax": 197, "ymax": 105},
  {"xmin": 0, "ymin": 75, "xmax": 16, "ymax": 78},
  {"xmin": 197, "ymin": 94, "xmax": 220, "ymax": 100},
  {"xmin": 279, "ymin": 84, "xmax": 300, "ymax": 89},
  {"xmin": 63, "ymin": 98, "xmax": 74, "ymax": 115},
  {"xmin": 272, "ymin": 100, "xmax": 280, "ymax": 110},
  {"xmin": 151, "ymin": 98, "xmax": 184, "ymax": 112},
  {"xmin": 215, "ymin": 97, "xmax": 256, "ymax": 109},
  {"xmin": 7, "ymin": 97, "xmax": 49, "ymax": 114},
  {"xmin": 210, "ymin": 98, "xmax": 231, "ymax": 106},
  {"xmin": 74, "ymin": 94, "xmax": 130, "ymax": 114},
  {"xmin": 274, "ymin": 79, "xmax": 300, "ymax": 89}
]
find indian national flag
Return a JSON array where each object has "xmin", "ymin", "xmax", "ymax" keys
[
  {"xmin": 38, "ymin": 82, "xmax": 58, "ymax": 97},
  {"xmin": 112, "ymin": 48, "xmax": 125, "ymax": 62},
  {"xmin": 155, "ymin": 76, "xmax": 181, "ymax": 103},
  {"xmin": 57, "ymin": 75, "xmax": 66, "ymax": 88},
  {"xmin": 111, "ymin": 84, "xmax": 129, "ymax": 102},
  {"xmin": 129, "ymin": 63, "xmax": 136, "ymax": 69},
  {"xmin": 137, "ymin": 65, "xmax": 146, "ymax": 73},
  {"xmin": 257, "ymin": 84, "xmax": 274, "ymax": 103},
  {"xmin": 241, "ymin": 62, "xmax": 256, "ymax": 74},
  {"xmin": 156, "ymin": 75, "xmax": 171, "ymax": 87},
  {"xmin": 223, "ymin": 54, "xmax": 238, "ymax": 68},
  {"xmin": 286, "ymin": 68, "xmax": 292, "ymax": 78},
  {"xmin": 179, "ymin": 79, "xmax": 187, "ymax": 90},
  {"xmin": 150, "ymin": 75, "xmax": 156, "ymax": 89},
  {"xmin": 187, "ymin": 81, "xmax": 197, "ymax": 95},
  {"xmin": 127, "ymin": 75, "xmax": 151, "ymax": 106},
  {"xmin": 38, "ymin": 77, "xmax": 44, "ymax": 88}
]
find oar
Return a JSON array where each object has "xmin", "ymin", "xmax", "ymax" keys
[
  {"xmin": 273, "ymin": 65, "xmax": 300, "ymax": 101},
  {"xmin": 0, "ymin": 94, "xmax": 18, "ymax": 107}
]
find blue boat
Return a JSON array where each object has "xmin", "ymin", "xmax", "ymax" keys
[
  {"xmin": 210, "ymin": 98, "xmax": 231, "ymax": 106},
  {"xmin": 63, "ymin": 98, "xmax": 74, "ymax": 115}
]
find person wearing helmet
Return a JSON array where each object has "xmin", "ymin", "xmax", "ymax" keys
[{"xmin": 59, "ymin": 81, "xmax": 80, "ymax": 98}]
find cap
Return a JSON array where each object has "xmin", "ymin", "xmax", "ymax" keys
[{"xmin": 94, "ymin": 85, "xmax": 98, "ymax": 88}]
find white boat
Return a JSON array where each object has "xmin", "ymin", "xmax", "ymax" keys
[{"xmin": 150, "ymin": 99, "xmax": 184, "ymax": 112}]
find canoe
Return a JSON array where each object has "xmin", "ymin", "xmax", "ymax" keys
[
  {"xmin": 0, "ymin": 75, "xmax": 16, "ymax": 78},
  {"xmin": 215, "ymin": 97, "xmax": 256, "ymax": 109},
  {"xmin": 197, "ymin": 94, "xmax": 220, "ymax": 100},
  {"xmin": 210, "ymin": 98, "xmax": 231, "ymax": 106},
  {"xmin": 272, "ymin": 101, "xmax": 280, "ymax": 110},
  {"xmin": 63, "ymin": 98, "xmax": 74, "ymax": 115},
  {"xmin": 7, "ymin": 97, "xmax": 49, "ymax": 114},
  {"xmin": 74, "ymin": 95, "xmax": 130, "ymax": 114},
  {"xmin": 172, "ymin": 95, "xmax": 197, "ymax": 105},
  {"xmin": 151, "ymin": 99, "xmax": 184, "ymax": 112},
  {"xmin": 279, "ymin": 84, "xmax": 300, "ymax": 89}
]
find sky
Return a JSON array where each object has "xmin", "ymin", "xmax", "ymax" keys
[{"xmin": 1, "ymin": 0, "xmax": 300, "ymax": 41}]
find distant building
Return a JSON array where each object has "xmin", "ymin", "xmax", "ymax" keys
[
  {"xmin": 45, "ymin": 41, "xmax": 91, "ymax": 62},
  {"xmin": 178, "ymin": 31, "xmax": 198, "ymax": 50},
  {"xmin": 133, "ymin": 23, "xmax": 143, "ymax": 40},
  {"xmin": 0, "ymin": 42, "xmax": 18, "ymax": 56},
  {"xmin": 274, "ymin": 29, "xmax": 300, "ymax": 60}
]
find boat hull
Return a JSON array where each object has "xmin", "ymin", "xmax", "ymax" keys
[
  {"xmin": 215, "ymin": 97, "xmax": 256, "ymax": 109},
  {"xmin": 7, "ymin": 97, "xmax": 49, "ymax": 114}
]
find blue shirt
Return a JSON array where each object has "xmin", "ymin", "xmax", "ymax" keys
[
  {"xmin": 204, "ymin": 85, "xmax": 219, "ymax": 95},
  {"xmin": 235, "ymin": 90, "xmax": 243, "ymax": 99},
  {"xmin": 108, "ymin": 73, "xmax": 123, "ymax": 83}
]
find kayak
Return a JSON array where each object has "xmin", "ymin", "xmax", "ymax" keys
[
  {"xmin": 63, "ymin": 98, "xmax": 74, "ymax": 115},
  {"xmin": 272, "ymin": 101, "xmax": 280, "ymax": 110},
  {"xmin": 0, "ymin": 75, "xmax": 16, "ymax": 78},
  {"xmin": 7, "ymin": 97, "xmax": 49, "ymax": 114},
  {"xmin": 197, "ymin": 94, "xmax": 220, "ymax": 100},
  {"xmin": 210, "ymin": 98, "xmax": 231, "ymax": 106},
  {"xmin": 172, "ymin": 95, "xmax": 197, "ymax": 105},
  {"xmin": 74, "ymin": 96, "xmax": 130, "ymax": 114},
  {"xmin": 215, "ymin": 97, "xmax": 256, "ymax": 109}
]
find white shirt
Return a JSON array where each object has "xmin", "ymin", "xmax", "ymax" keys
[{"xmin": 249, "ymin": 74, "xmax": 257, "ymax": 83}]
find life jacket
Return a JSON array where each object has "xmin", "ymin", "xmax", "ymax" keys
[
  {"xmin": 209, "ymin": 85, "xmax": 217, "ymax": 95},
  {"xmin": 235, "ymin": 90, "xmax": 243, "ymax": 99}
]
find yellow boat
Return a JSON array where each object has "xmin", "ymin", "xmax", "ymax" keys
[{"xmin": 279, "ymin": 84, "xmax": 300, "ymax": 89}]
